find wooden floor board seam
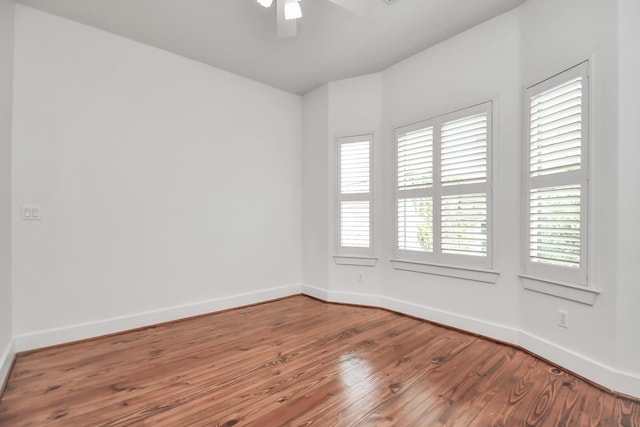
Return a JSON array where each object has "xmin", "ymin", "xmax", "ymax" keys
[{"xmin": 1, "ymin": 295, "xmax": 638, "ymax": 426}]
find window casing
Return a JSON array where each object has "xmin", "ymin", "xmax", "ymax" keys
[
  {"xmin": 337, "ymin": 135, "xmax": 373, "ymax": 256},
  {"xmin": 395, "ymin": 102, "xmax": 492, "ymax": 269},
  {"xmin": 524, "ymin": 62, "xmax": 589, "ymax": 285}
]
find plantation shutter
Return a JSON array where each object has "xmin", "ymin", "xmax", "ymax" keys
[
  {"xmin": 395, "ymin": 102, "xmax": 492, "ymax": 267},
  {"xmin": 529, "ymin": 185, "xmax": 581, "ymax": 268},
  {"xmin": 397, "ymin": 126, "xmax": 433, "ymax": 252},
  {"xmin": 530, "ymin": 77, "xmax": 582, "ymax": 177},
  {"xmin": 441, "ymin": 113, "xmax": 487, "ymax": 186},
  {"xmin": 397, "ymin": 127, "xmax": 433, "ymax": 191},
  {"xmin": 397, "ymin": 197, "xmax": 433, "ymax": 252},
  {"xmin": 338, "ymin": 137, "xmax": 372, "ymax": 254},
  {"xmin": 341, "ymin": 141, "xmax": 370, "ymax": 194},
  {"xmin": 340, "ymin": 201, "xmax": 370, "ymax": 248},
  {"xmin": 441, "ymin": 194, "xmax": 487, "ymax": 256},
  {"xmin": 526, "ymin": 62, "xmax": 588, "ymax": 279}
]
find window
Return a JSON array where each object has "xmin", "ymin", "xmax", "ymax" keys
[
  {"xmin": 524, "ymin": 62, "xmax": 589, "ymax": 285},
  {"xmin": 395, "ymin": 102, "xmax": 492, "ymax": 268},
  {"xmin": 337, "ymin": 135, "xmax": 373, "ymax": 256}
]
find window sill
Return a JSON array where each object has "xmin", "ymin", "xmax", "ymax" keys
[
  {"xmin": 334, "ymin": 256, "xmax": 378, "ymax": 267},
  {"xmin": 390, "ymin": 259, "xmax": 499, "ymax": 284},
  {"xmin": 519, "ymin": 274, "xmax": 600, "ymax": 305}
]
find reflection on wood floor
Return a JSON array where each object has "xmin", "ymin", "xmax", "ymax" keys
[{"xmin": 1, "ymin": 295, "xmax": 639, "ymax": 426}]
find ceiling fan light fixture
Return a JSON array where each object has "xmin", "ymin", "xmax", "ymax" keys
[
  {"xmin": 284, "ymin": 0, "xmax": 302, "ymax": 20},
  {"xmin": 257, "ymin": 0, "xmax": 274, "ymax": 7}
]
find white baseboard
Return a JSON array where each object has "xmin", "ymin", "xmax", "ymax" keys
[
  {"xmin": 8, "ymin": 283, "xmax": 640, "ymax": 399},
  {"xmin": 302, "ymin": 286, "xmax": 640, "ymax": 399},
  {"xmin": 0, "ymin": 338, "xmax": 15, "ymax": 392},
  {"xmin": 519, "ymin": 330, "xmax": 640, "ymax": 398},
  {"xmin": 301, "ymin": 284, "xmax": 329, "ymax": 301},
  {"xmin": 379, "ymin": 296, "xmax": 520, "ymax": 344},
  {"xmin": 302, "ymin": 284, "xmax": 381, "ymax": 307},
  {"xmin": 14, "ymin": 283, "xmax": 303, "ymax": 352}
]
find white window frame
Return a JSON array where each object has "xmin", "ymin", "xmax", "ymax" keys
[
  {"xmin": 523, "ymin": 62, "xmax": 589, "ymax": 286},
  {"xmin": 393, "ymin": 102, "xmax": 493, "ymax": 270},
  {"xmin": 336, "ymin": 134, "xmax": 373, "ymax": 257}
]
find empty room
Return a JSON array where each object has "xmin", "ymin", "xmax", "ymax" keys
[{"xmin": 0, "ymin": 0, "xmax": 639, "ymax": 425}]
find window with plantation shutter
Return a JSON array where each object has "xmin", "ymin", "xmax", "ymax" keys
[
  {"xmin": 525, "ymin": 62, "xmax": 589, "ymax": 285},
  {"xmin": 397, "ymin": 125, "xmax": 434, "ymax": 253},
  {"xmin": 337, "ymin": 135, "xmax": 372, "ymax": 256},
  {"xmin": 395, "ymin": 102, "xmax": 492, "ymax": 268}
]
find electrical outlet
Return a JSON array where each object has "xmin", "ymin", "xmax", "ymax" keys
[
  {"xmin": 558, "ymin": 309, "xmax": 569, "ymax": 328},
  {"xmin": 357, "ymin": 272, "xmax": 364, "ymax": 282}
]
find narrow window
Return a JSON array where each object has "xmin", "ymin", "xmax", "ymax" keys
[
  {"xmin": 525, "ymin": 62, "xmax": 589, "ymax": 284},
  {"xmin": 338, "ymin": 135, "xmax": 373, "ymax": 255}
]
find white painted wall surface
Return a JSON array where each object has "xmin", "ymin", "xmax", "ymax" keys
[
  {"xmin": 5, "ymin": 0, "xmax": 639, "ymax": 399},
  {"xmin": 327, "ymin": 74, "xmax": 383, "ymax": 303},
  {"xmin": 518, "ymin": 0, "xmax": 619, "ymax": 372},
  {"xmin": 300, "ymin": 1, "xmax": 640, "ymax": 396},
  {"xmin": 616, "ymin": 0, "xmax": 640, "ymax": 378},
  {"xmin": 12, "ymin": 6, "xmax": 303, "ymax": 349},
  {"xmin": 302, "ymin": 85, "xmax": 330, "ymax": 296},
  {"xmin": 0, "ymin": 0, "xmax": 15, "ymax": 387},
  {"xmin": 380, "ymin": 10, "xmax": 521, "ymax": 335}
]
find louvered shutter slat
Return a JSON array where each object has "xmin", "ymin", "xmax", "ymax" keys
[
  {"xmin": 398, "ymin": 127, "xmax": 433, "ymax": 190},
  {"xmin": 441, "ymin": 194, "xmax": 487, "ymax": 256},
  {"xmin": 340, "ymin": 141, "xmax": 370, "ymax": 194},
  {"xmin": 530, "ymin": 77, "xmax": 582, "ymax": 178},
  {"xmin": 529, "ymin": 185, "xmax": 581, "ymax": 269},
  {"xmin": 441, "ymin": 114, "xmax": 487, "ymax": 186},
  {"xmin": 340, "ymin": 201, "xmax": 370, "ymax": 248},
  {"xmin": 397, "ymin": 197, "xmax": 433, "ymax": 252}
]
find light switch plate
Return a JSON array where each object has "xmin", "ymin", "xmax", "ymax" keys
[{"xmin": 22, "ymin": 205, "xmax": 42, "ymax": 221}]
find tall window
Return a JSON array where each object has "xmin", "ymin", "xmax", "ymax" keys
[
  {"xmin": 525, "ymin": 62, "xmax": 589, "ymax": 284},
  {"xmin": 395, "ymin": 102, "xmax": 492, "ymax": 268},
  {"xmin": 337, "ymin": 135, "xmax": 373, "ymax": 256}
]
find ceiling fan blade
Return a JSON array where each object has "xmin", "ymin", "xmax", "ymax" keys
[
  {"xmin": 277, "ymin": 0, "xmax": 297, "ymax": 38},
  {"xmin": 325, "ymin": 0, "xmax": 371, "ymax": 16}
]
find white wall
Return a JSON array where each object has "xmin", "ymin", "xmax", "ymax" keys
[
  {"xmin": 326, "ymin": 74, "xmax": 384, "ymax": 304},
  {"xmin": 380, "ymin": 10, "xmax": 521, "ymax": 338},
  {"xmin": 0, "ymin": 0, "xmax": 15, "ymax": 388},
  {"xmin": 302, "ymin": 85, "xmax": 329, "ymax": 295},
  {"xmin": 616, "ymin": 0, "xmax": 640, "ymax": 379},
  {"xmin": 518, "ymin": 0, "xmax": 619, "ymax": 379},
  {"xmin": 11, "ymin": 6, "xmax": 303, "ymax": 350},
  {"xmin": 300, "ymin": 0, "xmax": 640, "ymax": 397},
  {"xmin": 5, "ymin": 0, "xmax": 639, "ymax": 400}
]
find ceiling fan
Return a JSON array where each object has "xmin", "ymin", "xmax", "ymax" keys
[{"xmin": 256, "ymin": 0, "xmax": 371, "ymax": 38}]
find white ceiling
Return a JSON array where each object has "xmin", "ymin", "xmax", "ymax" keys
[{"xmin": 16, "ymin": 0, "xmax": 526, "ymax": 94}]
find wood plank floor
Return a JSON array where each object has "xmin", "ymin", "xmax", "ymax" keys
[{"xmin": 1, "ymin": 295, "xmax": 638, "ymax": 426}]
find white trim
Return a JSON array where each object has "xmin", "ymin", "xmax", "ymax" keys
[
  {"xmin": 523, "ymin": 61, "xmax": 590, "ymax": 286},
  {"xmin": 380, "ymin": 295, "xmax": 519, "ymax": 342},
  {"xmin": 302, "ymin": 284, "xmax": 381, "ymax": 307},
  {"xmin": 390, "ymin": 259, "xmax": 499, "ymax": 284},
  {"xmin": 6, "ymin": 285, "xmax": 640, "ymax": 398},
  {"xmin": 519, "ymin": 274, "xmax": 600, "ymax": 305},
  {"xmin": 13, "ymin": 283, "xmax": 303, "ymax": 352},
  {"xmin": 301, "ymin": 283, "xmax": 329, "ymax": 301},
  {"xmin": 0, "ymin": 338, "xmax": 15, "ymax": 391},
  {"xmin": 300, "ymin": 288, "xmax": 640, "ymax": 398},
  {"xmin": 336, "ymin": 134, "xmax": 374, "ymax": 257},
  {"xmin": 333, "ymin": 255, "xmax": 378, "ymax": 266},
  {"xmin": 394, "ymin": 101, "xmax": 493, "ymax": 269},
  {"xmin": 518, "ymin": 330, "xmax": 640, "ymax": 398}
]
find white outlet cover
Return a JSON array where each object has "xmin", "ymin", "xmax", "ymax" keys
[{"xmin": 558, "ymin": 310, "xmax": 569, "ymax": 328}]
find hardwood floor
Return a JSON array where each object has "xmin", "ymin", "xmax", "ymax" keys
[{"xmin": 1, "ymin": 295, "xmax": 638, "ymax": 426}]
